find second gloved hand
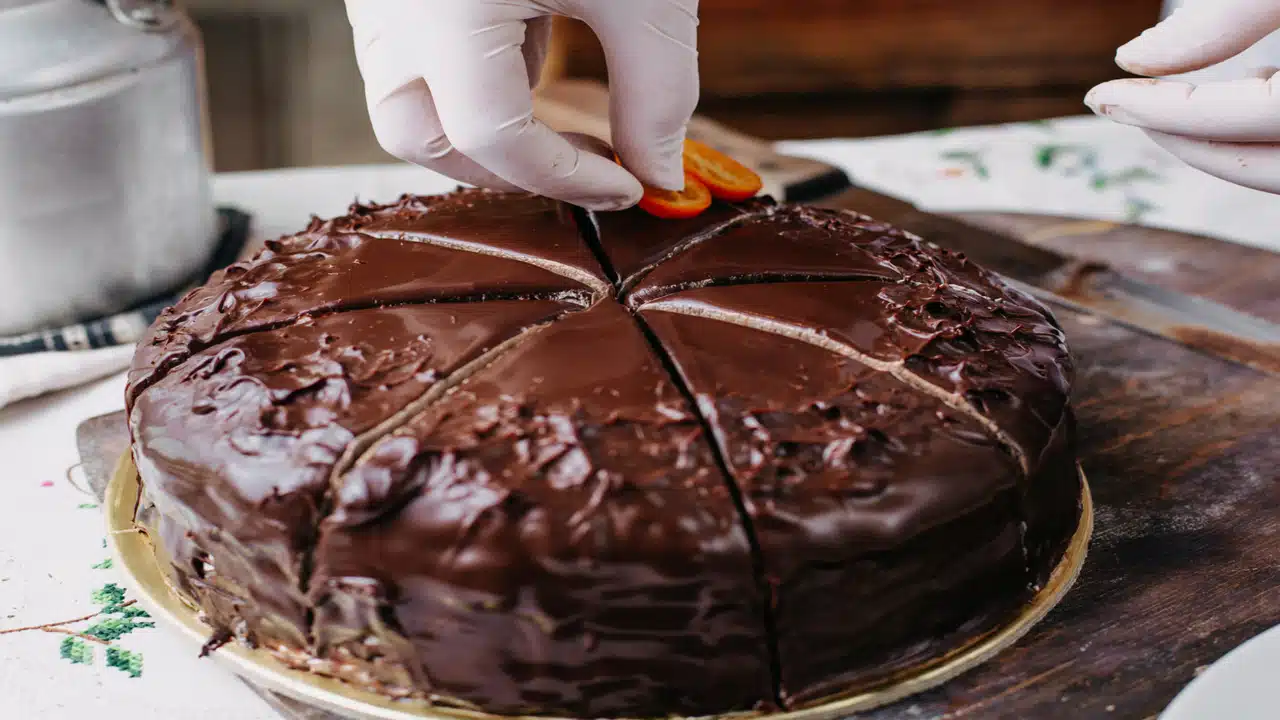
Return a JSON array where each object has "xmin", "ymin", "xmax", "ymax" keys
[
  {"xmin": 1085, "ymin": 0, "xmax": 1280, "ymax": 194},
  {"xmin": 347, "ymin": 0, "xmax": 700, "ymax": 211}
]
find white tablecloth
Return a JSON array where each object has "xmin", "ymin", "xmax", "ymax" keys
[{"xmin": 1, "ymin": 115, "xmax": 1276, "ymax": 719}]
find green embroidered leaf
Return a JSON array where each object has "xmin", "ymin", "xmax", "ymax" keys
[
  {"xmin": 91, "ymin": 558, "xmax": 113, "ymax": 570},
  {"xmin": 83, "ymin": 619, "xmax": 126, "ymax": 641},
  {"xmin": 120, "ymin": 605, "xmax": 151, "ymax": 620},
  {"xmin": 91, "ymin": 583, "xmax": 126, "ymax": 610},
  {"xmin": 77, "ymin": 503, "xmax": 98, "ymax": 510},
  {"xmin": 1036, "ymin": 145, "xmax": 1059, "ymax": 169},
  {"xmin": 929, "ymin": 127, "xmax": 956, "ymax": 136},
  {"xmin": 59, "ymin": 636, "xmax": 93, "ymax": 665},
  {"xmin": 1109, "ymin": 167, "xmax": 1161, "ymax": 185},
  {"xmin": 106, "ymin": 647, "xmax": 143, "ymax": 678},
  {"xmin": 1125, "ymin": 197, "xmax": 1157, "ymax": 222},
  {"xmin": 1094, "ymin": 168, "xmax": 1162, "ymax": 191},
  {"xmin": 1036, "ymin": 144, "xmax": 1099, "ymax": 172},
  {"xmin": 83, "ymin": 617, "xmax": 155, "ymax": 642},
  {"xmin": 939, "ymin": 150, "xmax": 990, "ymax": 179}
]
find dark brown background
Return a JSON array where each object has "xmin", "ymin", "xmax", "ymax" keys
[
  {"xmin": 555, "ymin": 0, "xmax": 1162, "ymax": 140},
  {"xmin": 183, "ymin": 0, "xmax": 1161, "ymax": 171}
]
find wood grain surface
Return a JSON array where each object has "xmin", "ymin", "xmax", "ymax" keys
[
  {"xmin": 77, "ymin": 216, "xmax": 1280, "ymax": 719},
  {"xmin": 561, "ymin": 0, "xmax": 1160, "ymax": 95},
  {"xmin": 552, "ymin": 0, "xmax": 1161, "ymax": 139},
  {"xmin": 860, "ymin": 213, "xmax": 1280, "ymax": 719}
]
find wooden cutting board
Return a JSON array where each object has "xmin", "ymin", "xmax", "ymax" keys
[{"xmin": 77, "ymin": 214, "xmax": 1280, "ymax": 720}]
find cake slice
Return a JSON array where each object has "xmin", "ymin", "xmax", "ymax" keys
[
  {"xmin": 310, "ymin": 303, "xmax": 774, "ymax": 716},
  {"xmin": 345, "ymin": 190, "xmax": 612, "ymax": 295},
  {"xmin": 130, "ymin": 301, "xmax": 568, "ymax": 654},
  {"xmin": 625, "ymin": 206, "xmax": 906, "ymax": 306},
  {"xmin": 640, "ymin": 309, "xmax": 1065, "ymax": 704},
  {"xmin": 639, "ymin": 280, "xmax": 1072, "ymax": 468}
]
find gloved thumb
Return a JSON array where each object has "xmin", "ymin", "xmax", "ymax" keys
[{"xmin": 1116, "ymin": 0, "xmax": 1280, "ymax": 77}]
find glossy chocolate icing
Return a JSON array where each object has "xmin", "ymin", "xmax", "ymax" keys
[
  {"xmin": 128, "ymin": 191, "xmax": 1081, "ymax": 717},
  {"xmin": 641, "ymin": 279, "xmax": 1071, "ymax": 469},
  {"xmin": 324, "ymin": 190, "xmax": 611, "ymax": 294},
  {"xmin": 641, "ymin": 310, "xmax": 1037, "ymax": 702},
  {"xmin": 312, "ymin": 304, "xmax": 773, "ymax": 716},
  {"xmin": 127, "ymin": 194, "xmax": 597, "ymax": 409},
  {"xmin": 131, "ymin": 301, "xmax": 569, "ymax": 649},
  {"xmin": 627, "ymin": 206, "xmax": 906, "ymax": 305},
  {"xmin": 586, "ymin": 197, "xmax": 774, "ymax": 285}
]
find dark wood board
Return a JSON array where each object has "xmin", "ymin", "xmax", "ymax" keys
[
  {"xmin": 77, "ymin": 215, "xmax": 1280, "ymax": 720},
  {"xmin": 855, "ymin": 213, "xmax": 1280, "ymax": 720},
  {"xmin": 552, "ymin": 1, "xmax": 1162, "ymax": 140}
]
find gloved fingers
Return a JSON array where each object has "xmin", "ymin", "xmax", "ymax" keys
[
  {"xmin": 524, "ymin": 15, "xmax": 554, "ymax": 90},
  {"xmin": 1145, "ymin": 129, "xmax": 1280, "ymax": 195},
  {"xmin": 349, "ymin": 1, "xmax": 550, "ymax": 100},
  {"xmin": 579, "ymin": 0, "xmax": 700, "ymax": 190},
  {"xmin": 346, "ymin": 0, "xmax": 422, "ymax": 108},
  {"xmin": 1116, "ymin": 0, "xmax": 1280, "ymax": 77},
  {"xmin": 348, "ymin": 4, "xmax": 522, "ymax": 191},
  {"xmin": 418, "ymin": 7, "xmax": 643, "ymax": 210},
  {"xmin": 367, "ymin": 82, "xmax": 524, "ymax": 191},
  {"xmin": 1086, "ymin": 71, "xmax": 1280, "ymax": 142}
]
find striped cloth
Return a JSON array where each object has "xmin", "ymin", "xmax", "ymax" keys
[{"xmin": 0, "ymin": 208, "xmax": 250, "ymax": 358}]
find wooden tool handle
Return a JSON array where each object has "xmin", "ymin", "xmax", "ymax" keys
[{"xmin": 533, "ymin": 80, "xmax": 850, "ymax": 202}]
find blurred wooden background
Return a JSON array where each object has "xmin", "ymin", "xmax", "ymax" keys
[{"xmin": 185, "ymin": 0, "xmax": 1161, "ymax": 172}]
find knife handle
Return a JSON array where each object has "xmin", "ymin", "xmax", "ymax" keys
[{"xmin": 534, "ymin": 80, "xmax": 852, "ymax": 203}]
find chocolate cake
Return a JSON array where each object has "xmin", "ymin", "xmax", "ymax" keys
[{"xmin": 126, "ymin": 190, "xmax": 1081, "ymax": 717}]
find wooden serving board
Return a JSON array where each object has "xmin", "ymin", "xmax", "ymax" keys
[
  {"xmin": 874, "ymin": 213, "xmax": 1280, "ymax": 719},
  {"xmin": 77, "ymin": 215, "xmax": 1280, "ymax": 720}
]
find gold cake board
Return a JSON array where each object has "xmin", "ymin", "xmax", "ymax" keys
[{"xmin": 106, "ymin": 453, "xmax": 1094, "ymax": 720}]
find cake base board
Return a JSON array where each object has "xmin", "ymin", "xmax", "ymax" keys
[{"xmin": 106, "ymin": 451, "xmax": 1093, "ymax": 720}]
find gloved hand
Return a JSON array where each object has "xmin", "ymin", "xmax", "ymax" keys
[
  {"xmin": 1085, "ymin": 0, "xmax": 1280, "ymax": 194},
  {"xmin": 346, "ymin": 0, "xmax": 700, "ymax": 211}
]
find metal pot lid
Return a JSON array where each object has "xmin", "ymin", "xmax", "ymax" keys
[{"xmin": 0, "ymin": 0, "xmax": 185, "ymax": 102}]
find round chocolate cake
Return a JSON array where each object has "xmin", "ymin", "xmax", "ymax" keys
[{"xmin": 126, "ymin": 190, "xmax": 1081, "ymax": 718}]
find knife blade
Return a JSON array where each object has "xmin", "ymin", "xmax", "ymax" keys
[
  {"xmin": 75, "ymin": 410, "xmax": 130, "ymax": 501},
  {"xmin": 534, "ymin": 81, "xmax": 1280, "ymax": 376}
]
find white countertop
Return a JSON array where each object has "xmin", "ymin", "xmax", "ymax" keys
[{"xmin": 1, "ymin": 117, "xmax": 1276, "ymax": 718}]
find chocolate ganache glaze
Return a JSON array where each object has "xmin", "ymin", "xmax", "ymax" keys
[{"xmin": 127, "ymin": 189, "xmax": 1081, "ymax": 717}]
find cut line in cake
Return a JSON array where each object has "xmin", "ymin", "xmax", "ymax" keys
[{"xmin": 639, "ymin": 297, "xmax": 1031, "ymax": 474}]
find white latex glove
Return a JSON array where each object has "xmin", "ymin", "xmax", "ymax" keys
[
  {"xmin": 1085, "ymin": 0, "xmax": 1280, "ymax": 194},
  {"xmin": 346, "ymin": 0, "xmax": 699, "ymax": 211}
]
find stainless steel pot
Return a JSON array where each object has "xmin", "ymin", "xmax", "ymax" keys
[{"xmin": 0, "ymin": 0, "xmax": 216, "ymax": 335}]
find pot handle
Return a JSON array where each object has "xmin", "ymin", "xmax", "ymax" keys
[{"xmin": 93, "ymin": 0, "xmax": 179, "ymax": 33}]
